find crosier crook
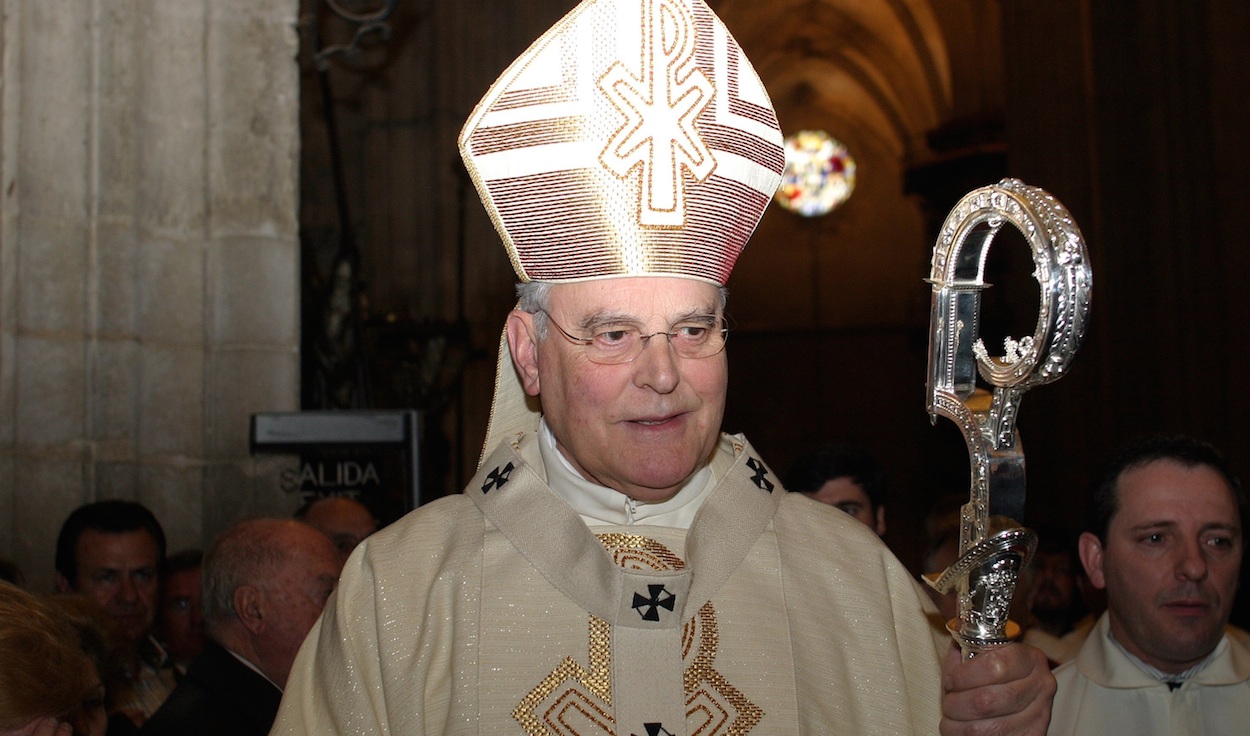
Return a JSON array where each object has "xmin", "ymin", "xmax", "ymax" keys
[{"xmin": 924, "ymin": 179, "xmax": 1093, "ymax": 658}]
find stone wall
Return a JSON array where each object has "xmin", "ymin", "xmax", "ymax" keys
[{"xmin": 0, "ymin": 0, "xmax": 301, "ymax": 592}]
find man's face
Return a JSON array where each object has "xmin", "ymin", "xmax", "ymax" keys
[
  {"xmin": 1029, "ymin": 550, "xmax": 1078, "ymax": 617},
  {"xmin": 1080, "ymin": 459, "xmax": 1243, "ymax": 673},
  {"xmin": 160, "ymin": 566, "xmax": 204, "ymax": 661},
  {"xmin": 512, "ymin": 277, "xmax": 728, "ymax": 503},
  {"xmin": 302, "ymin": 497, "xmax": 378, "ymax": 564},
  {"xmin": 62, "ymin": 529, "xmax": 160, "ymax": 645},
  {"xmin": 260, "ymin": 525, "xmax": 342, "ymax": 688},
  {"xmin": 803, "ymin": 478, "xmax": 886, "ymax": 536}
]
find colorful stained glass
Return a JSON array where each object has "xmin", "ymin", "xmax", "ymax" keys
[{"xmin": 775, "ymin": 130, "xmax": 856, "ymax": 217}]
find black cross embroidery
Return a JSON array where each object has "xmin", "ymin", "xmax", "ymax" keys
[
  {"xmin": 746, "ymin": 457, "xmax": 774, "ymax": 492},
  {"xmin": 631, "ymin": 584, "xmax": 676, "ymax": 622},
  {"xmin": 632, "ymin": 724, "xmax": 674, "ymax": 736},
  {"xmin": 481, "ymin": 462, "xmax": 515, "ymax": 493}
]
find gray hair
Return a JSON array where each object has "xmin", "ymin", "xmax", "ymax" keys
[
  {"xmin": 515, "ymin": 280, "xmax": 729, "ymax": 340},
  {"xmin": 201, "ymin": 519, "xmax": 291, "ymax": 635},
  {"xmin": 516, "ymin": 281, "xmax": 554, "ymax": 339}
]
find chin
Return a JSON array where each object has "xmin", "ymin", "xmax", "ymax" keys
[
  {"xmin": 623, "ymin": 467, "xmax": 700, "ymax": 502},
  {"xmin": 627, "ymin": 486, "xmax": 684, "ymax": 503}
]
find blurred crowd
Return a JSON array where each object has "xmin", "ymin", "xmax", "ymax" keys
[{"xmin": 0, "ymin": 494, "xmax": 376, "ymax": 736}]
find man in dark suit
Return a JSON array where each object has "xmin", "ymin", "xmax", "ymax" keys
[{"xmin": 140, "ymin": 519, "xmax": 341, "ymax": 736}]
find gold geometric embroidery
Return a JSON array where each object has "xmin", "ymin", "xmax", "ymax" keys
[
  {"xmin": 513, "ymin": 617, "xmax": 615, "ymax": 736},
  {"xmin": 512, "ymin": 533, "xmax": 761, "ymax": 735},
  {"xmin": 598, "ymin": 533, "xmax": 687, "ymax": 572},
  {"xmin": 684, "ymin": 603, "xmax": 762, "ymax": 735}
]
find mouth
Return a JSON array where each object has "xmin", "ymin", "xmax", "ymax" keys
[
  {"xmin": 628, "ymin": 412, "xmax": 685, "ymax": 428},
  {"xmin": 111, "ymin": 608, "xmax": 147, "ymax": 625},
  {"xmin": 1162, "ymin": 599, "xmax": 1213, "ymax": 617}
]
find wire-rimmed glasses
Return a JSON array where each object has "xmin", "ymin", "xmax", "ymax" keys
[{"xmin": 537, "ymin": 309, "xmax": 728, "ymax": 365}]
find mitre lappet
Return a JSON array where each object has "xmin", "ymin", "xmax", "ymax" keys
[{"xmin": 458, "ymin": 0, "xmax": 786, "ymax": 455}]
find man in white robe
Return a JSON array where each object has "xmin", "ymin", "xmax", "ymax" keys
[
  {"xmin": 1049, "ymin": 435, "xmax": 1250, "ymax": 735},
  {"xmin": 272, "ymin": 0, "xmax": 1055, "ymax": 734}
]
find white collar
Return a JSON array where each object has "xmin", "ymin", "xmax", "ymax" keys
[
  {"xmin": 223, "ymin": 646, "xmax": 283, "ymax": 692},
  {"xmin": 537, "ymin": 419, "xmax": 714, "ymax": 528},
  {"xmin": 1109, "ymin": 627, "xmax": 1220, "ymax": 685}
]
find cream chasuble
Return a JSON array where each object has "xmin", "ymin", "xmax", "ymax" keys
[
  {"xmin": 273, "ymin": 430, "xmax": 947, "ymax": 735},
  {"xmin": 1048, "ymin": 614, "xmax": 1250, "ymax": 736}
]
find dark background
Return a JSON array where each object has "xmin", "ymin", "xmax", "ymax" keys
[{"xmin": 295, "ymin": 0, "xmax": 1250, "ymax": 618}]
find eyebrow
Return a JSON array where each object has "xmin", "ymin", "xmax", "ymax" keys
[
  {"xmin": 90, "ymin": 563, "xmax": 156, "ymax": 572},
  {"xmin": 578, "ymin": 307, "xmax": 720, "ymax": 331},
  {"xmin": 1202, "ymin": 522, "xmax": 1242, "ymax": 535},
  {"xmin": 1127, "ymin": 520, "xmax": 1241, "ymax": 535}
]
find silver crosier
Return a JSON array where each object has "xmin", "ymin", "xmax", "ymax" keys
[{"xmin": 924, "ymin": 178, "xmax": 1092, "ymax": 657}]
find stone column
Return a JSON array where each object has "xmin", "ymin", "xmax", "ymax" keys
[{"xmin": 0, "ymin": 0, "xmax": 301, "ymax": 591}]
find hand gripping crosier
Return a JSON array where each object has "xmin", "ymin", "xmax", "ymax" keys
[{"xmin": 924, "ymin": 178, "xmax": 1092, "ymax": 658}]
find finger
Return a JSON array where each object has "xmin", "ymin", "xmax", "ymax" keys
[
  {"xmin": 14, "ymin": 719, "xmax": 69, "ymax": 736},
  {"xmin": 941, "ymin": 644, "xmax": 1055, "ymax": 724},
  {"xmin": 943, "ymin": 643, "xmax": 1047, "ymax": 693},
  {"xmin": 940, "ymin": 692, "xmax": 1054, "ymax": 736}
]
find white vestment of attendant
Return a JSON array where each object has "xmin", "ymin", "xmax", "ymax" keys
[
  {"xmin": 1048, "ymin": 612, "xmax": 1250, "ymax": 735},
  {"xmin": 272, "ymin": 429, "xmax": 949, "ymax": 736}
]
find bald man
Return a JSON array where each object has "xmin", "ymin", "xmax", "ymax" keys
[{"xmin": 140, "ymin": 520, "xmax": 341, "ymax": 736}]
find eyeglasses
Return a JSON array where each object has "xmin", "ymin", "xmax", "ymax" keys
[{"xmin": 537, "ymin": 309, "xmax": 728, "ymax": 365}]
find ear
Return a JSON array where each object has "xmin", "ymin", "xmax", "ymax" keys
[
  {"xmin": 873, "ymin": 507, "xmax": 887, "ymax": 537},
  {"xmin": 232, "ymin": 586, "xmax": 266, "ymax": 635},
  {"xmin": 1078, "ymin": 532, "xmax": 1107, "ymax": 590},
  {"xmin": 55, "ymin": 573, "xmax": 73, "ymax": 594},
  {"xmin": 506, "ymin": 310, "xmax": 542, "ymax": 397}
]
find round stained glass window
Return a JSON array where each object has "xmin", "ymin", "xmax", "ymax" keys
[{"xmin": 775, "ymin": 130, "xmax": 856, "ymax": 217}]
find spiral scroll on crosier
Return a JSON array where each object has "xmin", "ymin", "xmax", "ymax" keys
[{"xmin": 924, "ymin": 178, "xmax": 1092, "ymax": 657}]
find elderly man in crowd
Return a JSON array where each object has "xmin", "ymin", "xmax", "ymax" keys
[
  {"xmin": 140, "ymin": 519, "xmax": 341, "ymax": 736},
  {"xmin": 273, "ymin": 0, "xmax": 1055, "ymax": 733},
  {"xmin": 1049, "ymin": 435, "xmax": 1250, "ymax": 734}
]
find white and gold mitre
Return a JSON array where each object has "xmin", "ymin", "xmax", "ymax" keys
[{"xmin": 459, "ymin": 0, "xmax": 785, "ymax": 286}]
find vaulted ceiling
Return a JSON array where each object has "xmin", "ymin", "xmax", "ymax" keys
[
  {"xmin": 719, "ymin": 0, "xmax": 953, "ymax": 160},
  {"xmin": 704, "ymin": 0, "xmax": 1005, "ymax": 331}
]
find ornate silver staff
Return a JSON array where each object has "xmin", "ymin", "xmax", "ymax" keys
[{"xmin": 923, "ymin": 178, "xmax": 1092, "ymax": 657}]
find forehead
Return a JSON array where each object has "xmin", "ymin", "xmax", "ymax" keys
[
  {"xmin": 76, "ymin": 528, "xmax": 159, "ymax": 562},
  {"xmin": 305, "ymin": 499, "xmax": 374, "ymax": 530},
  {"xmin": 1114, "ymin": 459, "xmax": 1240, "ymax": 528},
  {"xmin": 549, "ymin": 277, "xmax": 722, "ymax": 318},
  {"xmin": 815, "ymin": 477, "xmax": 871, "ymax": 504},
  {"xmin": 164, "ymin": 567, "xmax": 201, "ymax": 592}
]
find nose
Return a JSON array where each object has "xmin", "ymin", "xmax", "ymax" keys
[
  {"xmin": 632, "ymin": 332, "xmax": 680, "ymax": 393},
  {"xmin": 1175, "ymin": 538, "xmax": 1210, "ymax": 582},
  {"xmin": 117, "ymin": 574, "xmax": 139, "ymax": 604}
]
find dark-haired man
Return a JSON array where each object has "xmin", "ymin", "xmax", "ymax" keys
[
  {"xmin": 786, "ymin": 442, "xmax": 888, "ymax": 536},
  {"xmin": 55, "ymin": 499, "xmax": 175, "ymax": 724},
  {"xmin": 158, "ymin": 550, "xmax": 205, "ymax": 675},
  {"xmin": 1050, "ymin": 435, "xmax": 1250, "ymax": 734}
]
